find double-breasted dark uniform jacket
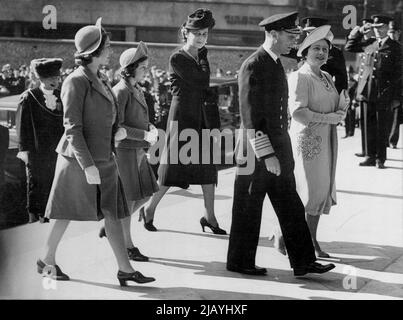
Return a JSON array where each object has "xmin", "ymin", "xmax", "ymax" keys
[
  {"xmin": 345, "ymin": 30, "xmax": 402, "ymax": 161},
  {"xmin": 158, "ymin": 48, "xmax": 217, "ymax": 189},
  {"xmin": 45, "ymin": 66, "xmax": 129, "ymax": 221},
  {"xmin": 227, "ymin": 47, "xmax": 316, "ymax": 270},
  {"xmin": 16, "ymin": 87, "xmax": 64, "ymax": 216}
]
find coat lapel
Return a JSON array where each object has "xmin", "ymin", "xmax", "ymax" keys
[
  {"xmin": 79, "ymin": 66, "xmax": 114, "ymax": 103},
  {"xmin": 123, "ymin": 79, "xmax": 148, "ymax": 111}
]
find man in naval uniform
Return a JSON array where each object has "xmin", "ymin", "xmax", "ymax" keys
[{"xmin": 226, "ymin": 12, "xmax": 335, "ymax": 277}]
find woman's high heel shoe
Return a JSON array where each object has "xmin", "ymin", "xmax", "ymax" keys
[
  {"xmin": 37, "ymin": 259, "xmax": 70, "ymax": 281},
  {"xmin": 138, "ymin": 207, "xmax": 157, "ymax": 232},
  {"xmin": 117, "ymin": 270, "xmax": 155, "ymax": 286},
  {"xmin": 200, "ymin": 217, "xmax": 227, "ymax": 235}
]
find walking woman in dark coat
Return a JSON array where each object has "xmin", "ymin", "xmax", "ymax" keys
[
  {"xmin": 141, "ymin": 8, "xmax": 226, "ymax": 234},
  {"xmin": 16, "ymin": 58, "xmax": 64, "ymax": 223},
  {"xmin": 99, "ymin": 42, "xmax": 159, "ymax": 262},
  {"xmin": 37, "ymin": 18, "xmax": 155, "ymax": 286}
]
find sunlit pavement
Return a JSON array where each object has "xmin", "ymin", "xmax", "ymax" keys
[{"xmin": 0, "ymin": 126, "xmax": 402, "ymax": 300}]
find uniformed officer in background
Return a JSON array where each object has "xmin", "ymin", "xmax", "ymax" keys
[{"xmin": 345, "ymin": 15, "xmax": 401, "ymax": 169}]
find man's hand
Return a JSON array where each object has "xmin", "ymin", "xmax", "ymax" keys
[
  {"xmin": 84, "ymin": 165, "xmax": 101, "ymax": 185},
  {"xmin": 264, "ymin": 156, "xmax": 281, "ymax": 176}
]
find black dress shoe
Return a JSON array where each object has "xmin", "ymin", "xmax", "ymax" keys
[
  {"xmin": 117, "ymin": 270, "xmax": 155, "ymax": 286},
  {"xmin": 200, "ymin": 217, "xmax": 227, "ymax": 235},
  {"xmin": 127, "ymin": 247, "xmax": 149, "ymax": 262},
  {"xmin": 37, "ymin": 259, "xmax": 70, "ymax": 281},
  {"xmin": 355, "ymin": 153, "xmax": 365, "ymax": 157},
  {"xmin": 227, "ymin": 264, "xmax": 267, "ymax": 275},
  {"xmin": 359, "ymin": 158, "xmax": 376, "ymax": 166},
  {"xmin": 376, "ymin": 160, "xmax": 386, "ymax": 169},
  {"xmin": 293, "ymin": 262, "xmax": 335, "ymax": 276}
]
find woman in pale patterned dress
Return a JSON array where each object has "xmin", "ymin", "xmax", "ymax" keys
[{"xmin": 288, "ymin": 26, "xmax": 348, "ymax": 258}]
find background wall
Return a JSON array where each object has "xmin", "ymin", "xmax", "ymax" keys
[{"xmin": 0, "ymin": 37, "xmax": 299, "ymax": 73}]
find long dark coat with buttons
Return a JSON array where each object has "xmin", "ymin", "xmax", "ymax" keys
[{"xmin": 158, "ymin": 48, "xmax": 217, "ymax": 189}]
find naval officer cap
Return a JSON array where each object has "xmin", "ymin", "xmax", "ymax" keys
[
  {"xmin": 119, "ymin": 41, "xmax": 149, "ymax": 69},
  {"xmin": 183, "ymin": 8, "xmax": 215, "ymax": 30},
  {"xmin": 259, "ymin": 11, "xmax": 301, "ymax": 34},
  {"xmin": 31, "ymin": 58, "xmax": 63, "ymax": 78},
  {"xmin": 371, "ymin": 15, "xmax": 393, "ymax": 27},
  {"xmin": 301, "ymin": 16, "xmax": 329, "ymax": 31}
]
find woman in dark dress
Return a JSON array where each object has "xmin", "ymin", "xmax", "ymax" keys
[
  {"xmin": 141, "ymin": 9, "xmax": 226, "ymax": 235},
  {"xmin": 16, "ymin": 58, "xmax": 64, "ymax": 223},
  {"xmin": 37, "ymin": 18, "xmax": 155, "ymax": 286}
]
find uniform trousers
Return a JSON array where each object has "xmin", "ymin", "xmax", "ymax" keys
[
  {"xmin": 227, "ymin": 160, "xmax": 316, "ymax": 269},
  {"xmin": 365, "ymin": 101, "xmax": 389, "ymax": 162}
]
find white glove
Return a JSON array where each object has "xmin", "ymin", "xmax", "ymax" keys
[
  {"xmin": 84, "ymin": 165, "xmax": 101, "ymax": 185},
  {"xmin": 144, "ymin": 128, "xmax": 158, "ymax": 145},
  {"xmin": 312, "ymin": 112, "xmax": 344, "ymax": 124},
  {"xmin": 17, "ymin": 151, "xmax": 29, "ymax": 164},
  {"xmin": 114, "ymin": 127, "xmax": 127, "ymax": 141}
]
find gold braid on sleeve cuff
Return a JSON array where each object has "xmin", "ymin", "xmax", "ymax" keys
[{"xmin": 249, "ymin": 131, "xmax": 275, "ymax": 159}]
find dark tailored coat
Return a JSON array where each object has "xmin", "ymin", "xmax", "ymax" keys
[
  {"xmin": 227, "ymin": 47, "xmax": 316, "ymax": 270},
  {"xmin": 45, "ymin": 66, "xmax": 129, "ymax": 221},
  {"xmin": 113, "ymin": 79, "xmax": 151, "ymax": 149},
  {"xmin": 16, "ymin": 88, "xmax": 64, "ymax": 216},
  {"xmin": 321, "ymin": 46, "xmax": 348, "ymax": 94},
  {"xmin": 158, "ymin": 48, "xmax": 217, "ymax": 188}
]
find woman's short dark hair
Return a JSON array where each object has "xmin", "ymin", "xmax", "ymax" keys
[
  {"xmin": 120, "ymin": 56, "xmax": 148, "ymax": 79},
  {"xmin": 301, "ymin": 39, "xmax": 331, "ymax": 60},
  {"xmin": 74, "ymin": 30, "xmax": 110, "ymax": 66}
]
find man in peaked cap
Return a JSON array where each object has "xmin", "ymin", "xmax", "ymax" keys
[
  {"xmin": 227, "ymin": 11, "xmax": 335, "ymax": 277},
  {"xmin": 345, "ymin": 14, "xmax": 401, "ymax": 168},
  {"xmin": 16, "ymin": 58, "xmax": 64, "ymax": 223}
]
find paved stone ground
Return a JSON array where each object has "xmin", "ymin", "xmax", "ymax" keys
[{"xmin": 0, "ymin": 127, "xmax": 402, "ymax": 300}]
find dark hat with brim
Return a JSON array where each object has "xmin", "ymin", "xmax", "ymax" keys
[
  {"xmin": 74, "ymin": 17, "xmax": 104, "ymax": 56},
  {"xmin": 371, "ymin": 15, "xmax": 393, "ymax": 27},
  {"xmin": 183, "ymin": 8, "xmax": 215, "ymax": 30},
  {"xmin": 301, "ymin": 16, "xmax": 328, "ymax": 31},
  {"xmin": 31, "ymin": 58, "xmax": 63, "ymax": 78},
  {"xmin": 259, "ymin": 11, "xmax": 301, "ymax": 34}
]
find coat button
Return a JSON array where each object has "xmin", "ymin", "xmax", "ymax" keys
[
  {"xmin": 372, "ymin": 76, "xmax": 375, "ymax": 79},
  {"xmin": 280, "ymin": 115, "xmax": 283, "ymax": 119},
  {"xmin": 373, "ymin": 67, "xmax": 376, "ymax": 70},
  {"xmin": 374, "ymin": 59, "xmax": 377, "ymax": 62},
  {"xmin": 281, "ymin": 125, "xmax": 283, "ymax": 129}
]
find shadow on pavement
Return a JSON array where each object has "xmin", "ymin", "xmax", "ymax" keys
[
  {"xmin": 337, "ymin": 189, "xmax": 403, "ymax": 200},
  {"xmin": 70, "ymin": 278, "xmax": 301, "ymax": 299},
  {"xmin": 167, "ymin": 189, "xmax": 232, "ymax": 200}
]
